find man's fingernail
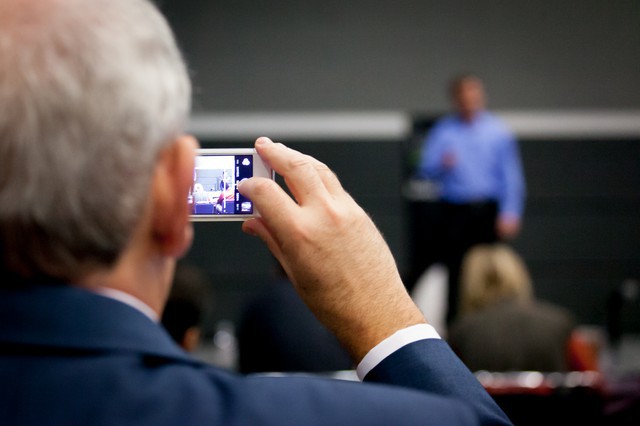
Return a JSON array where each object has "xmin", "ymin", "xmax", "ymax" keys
[
  {"xmin": 256, "ymin": 137, "xmax": 271, "ymax": 146},
  {"xmin": 242, "ymin": 219, "xmax": 258, "ymax": 236}
]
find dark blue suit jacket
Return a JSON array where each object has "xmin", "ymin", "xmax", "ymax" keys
[{"xmin": 0, "ymin": 284, "xmax": 511, "ymax": 425}]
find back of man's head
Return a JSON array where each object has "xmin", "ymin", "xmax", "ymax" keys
[{"xmin": 0, "ymin": 0, "xmax": 191, "ymax": 282}]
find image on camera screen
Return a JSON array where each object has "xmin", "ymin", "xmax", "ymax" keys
[{"xmin": 189, "ymin": 154, "xmax": 253, "ymax": 216}]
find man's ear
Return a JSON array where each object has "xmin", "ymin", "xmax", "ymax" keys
[{"xmin": 151, "ymin": 135, "xmax": 199, "ymax": 258}]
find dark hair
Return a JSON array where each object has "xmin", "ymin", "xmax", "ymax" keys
[
  {"xmin": 161, "ymin": 263, "xmax": 211, "ymax": 344},
  {"xmin": 162, "ymin": 298, "xmax": 202, "ymax": 344}
]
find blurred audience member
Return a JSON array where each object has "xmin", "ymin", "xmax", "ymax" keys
[
  {"xmin": 237, "ymin": 263, "xmax": 353, "ymax": 374},
  {"xmin": 447, "ymin": 243, "xmax": 596, "ymax": 372},
  {"xmin": 162, "ymin": 262, "xmax": 211, "ymax": 352},
  {"xmin": 416, "ymin": 74, "xmax": 526, "ymax": 325},
  {"xmin": 192, "ymin": 183, "xmax": 211, "ymax": 203},
  {"xmin": 214, "ymin": 185, "xmax": 235, "ymax": 214}
]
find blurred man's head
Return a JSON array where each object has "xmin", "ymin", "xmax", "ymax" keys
[
  {"xmin": 162, "ymin": 262, "xmax": 212, "ymax": 352},
  {"xmin": 0, "ymin": 0, "xmax": 192, "ymax": 283},
  {"xmin": 449, "ymin": 74, "xmax": 486, "ymax": 121}
]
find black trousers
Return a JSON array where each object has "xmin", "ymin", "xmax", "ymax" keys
[{"xmin": 440, "ymin": 200, "xmax": 499, "ymax": 325}]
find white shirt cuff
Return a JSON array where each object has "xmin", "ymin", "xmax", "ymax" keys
[{"xmin": 356, "ymin": 323, "xmax": 440, "ymax": 380}]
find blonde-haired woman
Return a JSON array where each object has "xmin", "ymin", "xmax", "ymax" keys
[
  {"xmin": 448, "ymin": 243, "xmax": 595, "ymax": 372},
  {"xmin": 457, "ymin": 243, "xmax": 533, "ymax": 317}
]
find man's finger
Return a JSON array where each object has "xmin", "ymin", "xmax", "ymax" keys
[
  {"xmin": 237, "ymin": 175, "xmax": 297, "ymax": 237},
  {"xmin": 254, "ymin": 137, "xmax": 332, "ymax": 205},
  {"xmin": 311, "ymin": 160, "xmax": 345, "ymax": 199}
]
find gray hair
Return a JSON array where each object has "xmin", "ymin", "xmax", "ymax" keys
[{"xmin": 0, "ymin": 0, "xmax": 191, "ymax": 280}]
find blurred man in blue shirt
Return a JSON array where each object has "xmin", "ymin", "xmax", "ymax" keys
[{"xmin": 417, "ymin": 74, "xmax": 526, "ymax": 325}]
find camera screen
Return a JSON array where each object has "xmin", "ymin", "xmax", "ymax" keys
[{"xmin": 189, "ymin": 154, "xmax": 254, "ymax": 216}]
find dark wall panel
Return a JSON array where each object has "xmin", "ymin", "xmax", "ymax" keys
[
  {"xmin": 184, "ymin": 136, "xmax": 640, "ymax": 334},
  {"xmin": 512, "ymin": 139, "xmax": 640, "ymax": 325}
]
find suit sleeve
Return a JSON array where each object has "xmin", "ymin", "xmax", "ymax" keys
[{"xmin": 363, "ymin": 339, "xmax": 512, "ymax": 426}]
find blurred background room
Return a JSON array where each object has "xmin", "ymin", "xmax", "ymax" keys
[{"xmin": 155, "ymin": 1, "xmax": 639, "ymax": 423}]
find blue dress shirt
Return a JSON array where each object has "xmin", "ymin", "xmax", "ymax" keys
[{"xmin": 417, "ymin": 111, "xmax": 526, "ymax": 219}]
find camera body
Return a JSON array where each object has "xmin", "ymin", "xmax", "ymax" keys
[{"xmin": 189, "ymin": 148, "xmax": 274, "ymax": 221}]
